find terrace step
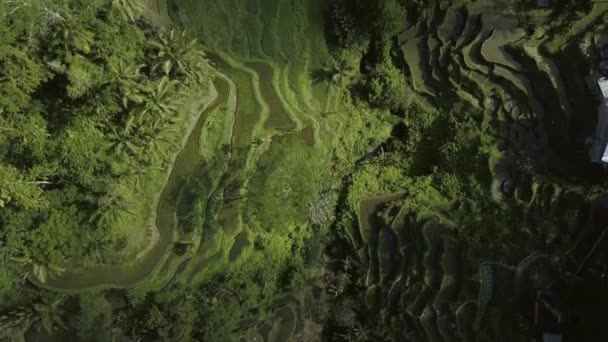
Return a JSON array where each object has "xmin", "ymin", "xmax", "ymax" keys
[
  {"xmin": 402, "ymin": 36, "xmax": 439, "ymax": 98},
  {"xmin": 420, "ymin": 306, "xmax": 443, "ymax": 342},
  {"xmin": 358, "ymin": 202, "xmax": 480, "ymax": 341},
  {"xmin": 462, "ymin": 29, "xmax": 492, "ymax": 74},
  {"xmin": 456, "ymin": 302, "xmax": 477, "ymax": 342},
  {"xmin": 480, "ymin": 29, "xmax": 525, "ymax": 72},
  {"xmin": 438, "ymin": 7, "xmax": 465, "ymax": 44}
]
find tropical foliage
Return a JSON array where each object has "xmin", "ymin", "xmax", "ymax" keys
[
  {"xmin": 0, "ymin": 0, "xmax": 210, "ymax": 286},
  {"xmin": 2, "ymin": 0, "xmax": 597, "ymax": 341},
  {"xmin": 248, "ymin": 139, "xmax": 331, "ymax": 232}
]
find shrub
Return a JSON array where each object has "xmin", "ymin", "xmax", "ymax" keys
[{"xmin": 249, "ymin": 141, "xmax": 330, "ymax": 232}]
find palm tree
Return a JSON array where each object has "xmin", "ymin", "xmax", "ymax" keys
[
  {"xmin": 251, "ymin": 136, "xmax": 270, "ymax": 146},
  {"xmin": 88, "ymin": 206, "xmax": 118, "ymax": 230},
  {"xmin": 32, "ymin": 297, "xmax": 66, "ymax": 334},
  {"xmin": 112, "ymin": 0, "xmax": 143, "ymax": 22},
  {"xmin": 105, "ymin": 122, "xmax": 141, "ymax": 160},
  {"xmin": 88, "ymin": 185, "xmax": 133, "ymax": 229},
  {"xmin": 0, "ymin": 306, "xmax": 34, "ymax": 332},
  {"xmin": 109, "ymin": 61, "xmax": 147, "ymax": 109},
  {"xmin": 81, "ymin": 231, "xmax": 111, "ymax": 265},
  {"xmin": 138, "ymin": 118, "xmax": 178, "ymax": 165},
  {"xmin": 137, "ymin": 77, "xmax": 179, "ymax": 121},
  {"xmin": 322, "ymin": 56, "xmax": 355, "ymax": 86},
  {"xmin": 148, "ymin": 29, "xmax": 207, "ymax": 78},
  {"xmin": 0, "ymin": 297, "xmax": 66, "ymax": 337}
]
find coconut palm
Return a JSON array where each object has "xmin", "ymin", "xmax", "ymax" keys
[
  {"xmin": 0, "ymin": 306, "xmax": 34, "ymax": 332},
  {"xmin": 81, "ymin": 231, "xmax": 111, "ymax": 264},
  {"xmin": 112, "ymin": 0, "xmax": 143, "ymax": 22},
  {"xmin": 137, "ymin": 77, "xmax": 179, "ymax": 121},
  {"xmin": 32, "ymin": 297, "xmax": 66, "ymax": 333},
  {"xmin": 251, "ymin": 136, "xmax": 271, "ymax": 147},
  {"xmin": 88, "ymin": 206, "xmax": 119, "ymax": 230},
  {"xmin": 105, "ymin": 121, "xmax": 141, "ymax": 159},
  {"xmin": 322, "ymin": 56, "xmax": 355, "ymax": 86},
  {"xmin": 138, "ymin": 118, "xmax": 178, "ymax": 165},
  {"xmin": 109, "ymin": 61, "xmax": 147, "ymax": 109},
  {"xmin": 148, "ymin": 29, "xmax": 207, "ymax": 78},
  {"xmin": 0, "ymin": 297, "xmax": 66, "ymax": 337},
  {"xmin": 88, "ymin": 185, "xmax": 133, "ymax": 229}
]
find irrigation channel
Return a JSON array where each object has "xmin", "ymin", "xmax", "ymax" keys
[{"xmin": 34, "ymin": 54, "xmax": 299, "ymax": 292}]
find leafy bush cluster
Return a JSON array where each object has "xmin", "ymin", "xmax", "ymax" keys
[
  {"xmin": 248, "ymin": 139, "xmax": 331, "ymax": 232},
  {"xmin": 325, "ymin": 0, "xmax": 407, "ymax": 50}
]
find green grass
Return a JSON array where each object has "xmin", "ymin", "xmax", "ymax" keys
[
  {"xmin": 259, "ymin": 0, "xmax": 281, "ymax": 58},
  {"xmin": 248, "ymin": 137, "xmax": 330, "ymax": 232}
]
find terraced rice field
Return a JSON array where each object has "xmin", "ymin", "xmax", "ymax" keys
[
  {"xmin": 36, "ymin": 0, "xmax": 335, "ymax": 300},
  {"xmin": 354, "ymin": 175, "xmax": 587, "ymax": 341},
  {"xmin": 398, "ymin": 0, "xmax": 608, "ymax": 184},
  {"xmin": 156, "ymin": 1, "xmax": 340, "ymax": 337},
  {"xmin": 33, "ymin": 0, "xmax": 608, "ymax": 339},
  {"xmin": 165, "ymin": 0, "xmax": 334, "ymax": 289},
  {"xmin": 348, "ymin": 0, "xmax": 608, "ymax": 339}
]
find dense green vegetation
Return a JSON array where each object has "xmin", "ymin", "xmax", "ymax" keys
[
  {"xmin": 248, "ymin": 138, "xmax": 330, "ymax": 231},
  {"xmin": 0, "ymin": 0, "xmax": 212, "ymax": 328},
  {"xmin": 2, "ymin": 0, "xmax": 608, "ymax": 341}
]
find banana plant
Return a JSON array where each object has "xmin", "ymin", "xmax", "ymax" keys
[{"xmin": 52, "ymin": 18, "xmax": 94, "ymax": 54}]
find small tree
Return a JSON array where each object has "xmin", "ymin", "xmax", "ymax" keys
[{"xmin": 322, "ymin": 56, "xmax": 356, "ymax": 86}]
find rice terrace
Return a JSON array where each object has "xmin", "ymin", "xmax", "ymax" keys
[{"xmin": 2, "ymin": 0, "xmax": 608, "ymax": 341}]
